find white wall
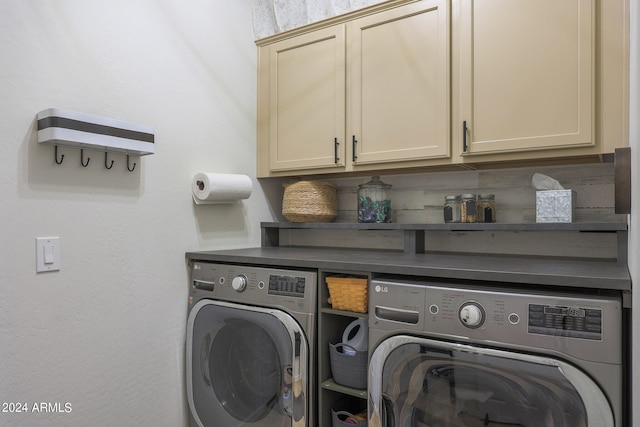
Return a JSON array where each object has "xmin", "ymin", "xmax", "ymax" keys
[{"xmin": 0, "ymin": 1, "xmax": 267, "ymax": 426}]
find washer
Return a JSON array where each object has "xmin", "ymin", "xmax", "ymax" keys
[
  {"xmin": 187, "ymin": 262, "xmax": 317, "ymax": 427},
  {"xmin": 368, "ymin": 277, "xmax": 623, "ymax": 427}
]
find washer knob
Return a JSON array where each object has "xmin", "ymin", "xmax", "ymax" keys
[
  {"xmin": 231, "ymin": 275, "xmax": 248, "ymax": 292},
  {"xmin": 459, "ymin": 302, "xmax": 484, "ymax": 328}
]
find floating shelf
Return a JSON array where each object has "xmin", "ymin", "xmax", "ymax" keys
[
  {"xmin": 37, "ymin": 108, "xmax": 155, "ymax": 171},
  {"xmin": 261, "ymin": 221, "xmax": 628, "ymax": 232},
  {"xmin": 37, "ymin": 108, "xmax": 154, "ymax": 155},
  {"xmin": 261, "ymin": 221, "xmax": 629, "ymax": 262}
]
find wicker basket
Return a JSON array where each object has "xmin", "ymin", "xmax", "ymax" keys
[
  {"xmin": 326, "ymin": 277, "xmax": 368, "ymax": 313},
  {"xmin": 282, "ymin": 181, "xmax": 337, "ymax": 223}
]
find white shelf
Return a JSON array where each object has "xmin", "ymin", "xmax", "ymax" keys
[{"xmin": 37, "ymin": 108, "xmax": 154, "ymax": 156}]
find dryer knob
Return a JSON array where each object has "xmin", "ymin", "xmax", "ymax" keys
[
  {"xmin": 231, "ymin": 275, "xmax": 247, "ymax": 292},
  {"xmin": 459, "ymin": 302, "xmax": 484, "ymax": 328}
]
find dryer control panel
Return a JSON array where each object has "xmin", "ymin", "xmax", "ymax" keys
[{"xmin": 189, "ymin": 262, "xmax": 317, "ymax": 314}]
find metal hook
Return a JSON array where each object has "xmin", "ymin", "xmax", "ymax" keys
[
  {"xmin": 80, "ymin": 149, "xmax": 90, "ymax": 167},
  {"xmin": 54, "ymin": 145, "xmax": 64, "ymax": 165},
  {"xmin": 104, "ymin": 152, "xmax": 114, "ymax": 169},
  {"xmin": 126, "ymin": 155, "xmax": 136, "ymax": 172}
]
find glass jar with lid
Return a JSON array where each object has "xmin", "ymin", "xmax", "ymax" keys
[
  {"xmin": 357, "ymin": 176, "xmax": 392, "ymax": 223},
  {"xmin": 477, "ymin": 194, "xmax": 496, "ymax": 223},
  {"xmin": 443, "ymin": 195, "xmax": 461, "ymax": 223},
  {"xmin": 460, "ymin": 194, "xmax": 477, "ymax": 223}
]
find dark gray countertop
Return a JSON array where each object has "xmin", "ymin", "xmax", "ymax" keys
[{"xmin": 186, "ymin": 246, "xmax": 631, "ymax": 291}]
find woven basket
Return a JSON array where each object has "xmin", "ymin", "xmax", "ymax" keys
[
  {"xmin": 326, "ymin": 277, "xmax": 368, "ymax": 313},
  {"xmin": 282, "ymin": 181, "xmax": 337, "ymax": 223}
]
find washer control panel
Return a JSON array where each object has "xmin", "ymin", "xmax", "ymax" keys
[
  {"xmin": 267, "ymin": 274, "xmax": 307, "ymax": 298},
  {"xmin": 190, "ymin": 262, "xmax": 317, "ymax": 311},
  {"xmin": 370, "ymin": 278, "xmax": 622, "ymax": 364},
  {"xmin": 528, "ymin": 304, "xmax": 602, "ymax": 340}
]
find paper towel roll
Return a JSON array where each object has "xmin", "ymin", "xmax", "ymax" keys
[{"xmin": 192, "ymin": 173, "xmax": 253, "ymax": 204}]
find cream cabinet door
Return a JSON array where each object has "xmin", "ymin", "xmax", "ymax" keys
[
  {"xmin": 268, "ymin": 26, "xmax": 346, "ymax": 172},
  {"xmin": 349, "ymin": 0, "xmax": 450, "ymax": 165},
  {"xmin": 457, "ymin": 0, "xmax": 594, "ymax": 156}
]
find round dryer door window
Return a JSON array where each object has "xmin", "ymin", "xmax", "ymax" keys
[
  {"xmin": 187, "ymin": 300, "xmax": 306, "ymax": 427},
  {"xmin": 369, "ymin": 336, "xmax": 615, "ymax": 427}
]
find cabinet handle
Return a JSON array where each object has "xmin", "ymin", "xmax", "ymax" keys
[
  {"xmin": 463, "ymin": 121, "xmax": 468, "ymax": 153},
  {"xmin": 334, "ymin": 138, "xmax": 339, "ymax": 164},
  {"xmin": 352, "ymin": 135, "xmax": 358, "ymax": 162}
]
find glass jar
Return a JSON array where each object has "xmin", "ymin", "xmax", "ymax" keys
[
  {"xmin": 357, "ymin": 176, "xmax": 392, "ymax": 223},
  {"xmin": 460, "ymin": 194, "xmax": 477, "ymax": 223},
  {"xmin": 477, "ymin": 194, "xmax": 496, "ymax": 223},
  {"xmin": 443, "ymin": 195, "xmax": 461, "ymax": 223}
]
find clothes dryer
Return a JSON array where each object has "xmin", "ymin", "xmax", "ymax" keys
[
  {"xmin": 187, "ymin": 262, "xmax": 317, "ymax": 427},
  {"xmin": 368, "ymin": 277, "xmax": 623, "ymax": 427}
]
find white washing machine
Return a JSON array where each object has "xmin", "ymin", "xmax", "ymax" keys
[
  {"xmin": 187, "ymin": 262, "xmax": 317, "ymax": 427},
  {"xmin": 368, "ymin": 277, "xmax": 623, "ymax": 427}
]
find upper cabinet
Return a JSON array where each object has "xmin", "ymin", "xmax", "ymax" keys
[
  {"xmin": 258, "ymin": 0, "xmax": 450, "ymax": 177},
  {"xmin": 349, "ymin": 0, "xmax": 450, "ymax": 167},
  {"xmin": 453, "ymin": 0, "xmax": 628, "ymax": 165},
  {"xmin": 456, "ymin": 0, "xmax": 594, "ymax": 155},
  {"xmin": 266, "ymin": 26, "xmax": 346, "ymax": 172},
  {"xmin": 256, "ymin": 0, "xmax": 629, "ymax": 178}
]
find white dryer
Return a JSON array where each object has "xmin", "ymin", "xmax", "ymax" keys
[{"xmin": 187, "ymin": 262, "xmax": 317, "ymax": 427}]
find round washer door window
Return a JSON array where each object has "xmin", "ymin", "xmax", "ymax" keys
[
  {"xmin": 210, "ymin": 318, "xmax": 281, "ymax": 421},
  {"xmin": 187, "ymin": 300, "xmax": 301, "ymax": 427}
]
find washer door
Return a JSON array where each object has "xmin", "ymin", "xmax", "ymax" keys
[
  {"xmin": 187, "ymin": 300, "xmax": 308, "ymax": 427},
  {"xmin": 369, "ymin": 335, "xmax": 614, "ymax": 427}
]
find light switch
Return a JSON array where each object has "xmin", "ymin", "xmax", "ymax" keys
[
  {"xmin": 36, "ymin": 237, "xmax": 61, "ymax": 273},
  {"xmin": 44, "ymin": 244, "xmax": 54, "ymax": 264}
]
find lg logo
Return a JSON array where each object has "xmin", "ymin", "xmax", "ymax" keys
[{"xmin": 374, "ymin": 285, "xmax": 389, "ymax": 293}]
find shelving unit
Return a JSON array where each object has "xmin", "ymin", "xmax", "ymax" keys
[{"xmin": 318, "ymin": 270, "xmax": 370, "ymax": 427}]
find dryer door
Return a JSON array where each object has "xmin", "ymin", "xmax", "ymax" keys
[
  {"xmin": 369, "ymin": 335, "xmax": 614, "ymax": 427},
  {"xmin": 187, "ymin": 300, "xmax": 307, "ymax": 427}
]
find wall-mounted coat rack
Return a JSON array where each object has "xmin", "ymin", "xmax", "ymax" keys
[{"xmin": 37, "ymin": 108, "xmax": 154, "ymax": 172}]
